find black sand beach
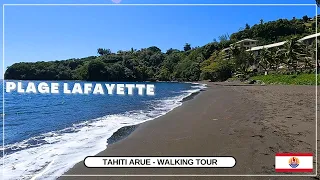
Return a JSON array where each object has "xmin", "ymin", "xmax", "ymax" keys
[{"xmin": 60, "ymin": 82, "xmax": 319, "ymax": 180}]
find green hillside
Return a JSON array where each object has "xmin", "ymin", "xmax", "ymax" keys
[{"xmin": 5, "ymin": 15, "xmax": 320, "ymax": 82}]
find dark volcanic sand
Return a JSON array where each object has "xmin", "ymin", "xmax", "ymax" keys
[{"xmin": 59, "ymin": 82, "xmax": 319, "ymax": 180}]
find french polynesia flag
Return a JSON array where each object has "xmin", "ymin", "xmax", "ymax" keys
[{"xmin": 275, "ymin": 153, "xmax": 313, "ymax": 172}]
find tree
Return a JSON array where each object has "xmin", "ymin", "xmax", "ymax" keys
[
  {"xmin": 87, "ymin": 60, "xmax": 108, "ymax": 81},
  {"xmin": 201, "ymin": 52, "xmax": 233, "ymax": 81},
  {"xmin": 302, "ymin": 15, "xmax": 309, "ymax": 22},
  {"xmin": 302, "ymin": 31, "xmax": 320, "ymax": 71},
  {"xmin": 124, "ymin": 67, "xmax": 135, "ymax": 81},
  {"xmin": 230, "ymin": 45, "xmax": 253, "ymax": 76},
  {"xmin": 166, "ymin": 48, "xmax": 180, "ymax": 55},
  {"xmin": 230, "ymin": 18, "xmax": 309, "ymax": 44},
  {"xmin": 73, "ymin": 64, "xmax": 89, "ymax": 80},
  {"xmin": 157, "ymin": 67, "xmax": 171, "ymax": 81},
  {"xmin": 130, "ymin": 47, "xmax": 137, "ymax": 53},
  {"xmin": 316, "ymin": 0, "xmax": 320, "ymax": 7},
  {"xmin": 218, "ymin": 34, "xmax": 230, "ymax": 42},
  {"xmin": 184, "ymin": 43, "xmax": 192, "ymax": 51},
  {"xmin": 149, "ymin": 53, "xmax": 164, "ymax": 67},
  {"xmin": 109, "ymin": 63, "xmax": 126, "ymax": 81},
  {"xmin": 147, "ymin": 46, "xmax": 162, "ymax": 53},
  {"xmin": 97, "ymin": 48, "xmax": 111, "ymax": 56},
  {"xmin": 260, "ymin": 19, "xmax": 264, "ymax": 25},
  {"xmin": 272, "ymin": 48, "xmax": 286, "ymax": 71},
  {"xmin": 245, "ymin": 23, "xmax": 250, "ymax": 29},
  {"xmin": 301, "ymin": 43, "xmax": 316, "ymax": 71},
  {"xmin": 283, "ymin": 37, "xmax": 304, "ymax": 72},
  {"xmin": 97, "ymin": 48, "xmax": 104, "ymax": 55},
  {"xmin": 258, "ymin": 48, "xmax": 273, "ymax": 73}
]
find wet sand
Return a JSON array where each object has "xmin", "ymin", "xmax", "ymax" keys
[{"xmin": 60, "ymin": 82, "xmax": 318, "ymax": 180}]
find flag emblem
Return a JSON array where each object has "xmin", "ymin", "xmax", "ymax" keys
[
  {"xmin": 275, "ymin": 153, "xmax": 313, "ymax": 172},
  {"xmin": 288, "ymin": 157, "xmax": 299, "ymax": 168}
]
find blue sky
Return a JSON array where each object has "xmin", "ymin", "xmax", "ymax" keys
[{"xmin": 0, "ymin": 0, "xmax": 319, "ymax": 77}]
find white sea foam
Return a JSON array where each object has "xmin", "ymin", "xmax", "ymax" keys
[
  {"xmin": 190, "ymin": 82, "xmax": 207, "ymax": 89},
  {"xmin": 0, "ymin": 83, "xmax": 206, "ymax": 180}
]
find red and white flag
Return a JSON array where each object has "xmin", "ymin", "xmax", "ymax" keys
[{"xmin": 275, "ymin": 153, "xmax": 313, "ymax": 172}]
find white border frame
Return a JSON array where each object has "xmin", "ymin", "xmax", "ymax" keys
[{"xmin": 1, "ymin": 3, "xmax": 318, "ymax": 179}]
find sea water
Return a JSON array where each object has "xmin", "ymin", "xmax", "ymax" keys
[{"xmin": 0, "ymin": 80, "xmax": 206, "ymax": 180}]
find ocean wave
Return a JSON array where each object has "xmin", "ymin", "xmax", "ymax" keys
[
  {"xmin": 190, "ymin": 82, "xmax": 207, "ymax": 90},
  {"xmin": 0, "ymin": 83, "xmax": 206, "ymax": 180}
]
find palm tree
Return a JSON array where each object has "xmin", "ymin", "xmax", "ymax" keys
[
  {"xmin": 283, "ymin": 38, "xmax": 304, "ymax": 73},
  {"xmin": 229, "ymin": 44, "xmax": 241, "ymax": 58},
  {"xmin": 271, "ymin": 48, "xmax": 285, "ymax": 71},
  {"xmin": 230, "ymin": 44, "xmax": 252, "ymax": 76},
  {"xmin": 301, "ymin": 43, "xmax": 315, "ymax": 71},
  {"xmin": 258, "ymin": 48, "xmax": 272, "ymax": 74}
]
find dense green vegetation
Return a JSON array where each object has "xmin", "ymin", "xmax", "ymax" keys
[
  {"xmin": 231, "ymin": 19, "xmax": 315, "ymax": 45},
  {"xmin": 250, "ymin": 74, "xmax": 319, "ymax": 85},
  {"xmin": 5, "ymin": 15, "xmax": 320, "ymax": 82}
]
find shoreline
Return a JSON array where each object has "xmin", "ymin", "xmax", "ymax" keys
[
  {"xmin": 107, "ymin": 88, "xmax": 204, "ymax": 146},
  {"xmin": 59, "ymin": 82, "xmax": 318, "ymax": 179}
]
